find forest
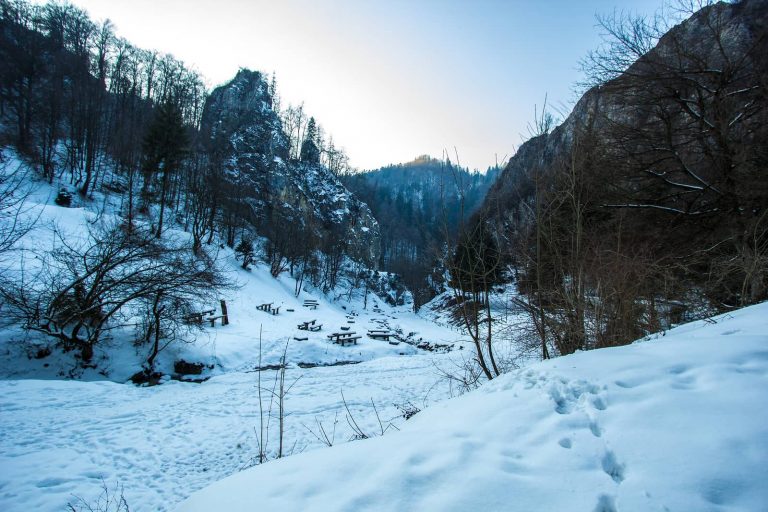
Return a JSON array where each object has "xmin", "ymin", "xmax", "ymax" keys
[
  {"xmin": 448, "ymin": 0, "xmax": 767, "ymax": 381},
  {"xmin": 343, "ymin": 155, "xmax": 500, "ymax": 308},
  {"xmin": 0, "ymin": 0, "xmax": 378, "ymax": 377}
]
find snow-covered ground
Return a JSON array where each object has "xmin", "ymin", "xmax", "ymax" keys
[
  {"xmin": 2, "ymin": 167, "xmax": 767, "ymax": 512},
  {"xmin": 178, "ymin": 302, "xmax": 768, "ymax": 512},
  {"xmin": 0, "ymin": 258, "xmax": 467, "ymax": 511},
  {"xmin": 0, "ymin": 175, "xmax": 468, "ymax": 511}
]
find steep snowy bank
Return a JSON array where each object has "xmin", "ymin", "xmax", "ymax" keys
[{"xmin": 178, "ymin": 303, "xmax": 768, "ymax": 512}]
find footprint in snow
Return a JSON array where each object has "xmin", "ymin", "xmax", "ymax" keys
[
  {"xmin": 589, "ymin": 419, "xmax": 602, "ymax": 438},
  {"xmin": 667, "ymin": 364, "xmax": 688, "ymax": 375},
  {"xmin": 593, "ymin": 493, "xmax": 618, "ymax": 512},
  {"xmin": 592, "ymin": 396, "xmax": 607, "ymax": 411},
  {"xmin": 601, "ymin": 449, "xmax": 626, "ymax": 484}
]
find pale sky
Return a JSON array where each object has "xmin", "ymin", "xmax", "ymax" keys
[{"xmin": 50, "ymin": 0, "xmax": 661, "ymax": 171}]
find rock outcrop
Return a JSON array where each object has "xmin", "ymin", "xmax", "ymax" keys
[
  {"xmin": 200, "ymin": 69, "xmax": 380, "ymax": 266},
  {"xmin": 484, "ymin": 0, "xmax": 767, "ymax": 219}
]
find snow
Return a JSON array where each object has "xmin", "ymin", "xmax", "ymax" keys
[
  {"xmin": 2, "ymin": 160, "xmax": 767, "ymax": 512},
  {"xmin": 0, "ymin": 170, "xmax": 467, "ymax": 511},
  {"xmin": 177, "ymin": 303, "xmax": 768, "ymax": 512},
  {"xmin": 0, "ymin": 354, "xmax": 456, "ymax": 511}
]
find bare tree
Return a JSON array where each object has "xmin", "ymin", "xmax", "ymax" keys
[
  {"xmin": 0, "ymin": 157, "xmax": 37, "ymax": 262},
  {"xmin": 0, "ymin": 221, "xmax": 231, "ymax": 364}
]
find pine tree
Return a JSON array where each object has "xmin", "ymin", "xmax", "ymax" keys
[
  {"xmin": 142, "ymin": 100, "xmax": 188, "ymax": 238},
  {"xmin": 299, "ymin": 116, "xmax": 320, "ymax": 164},
  {"xmin": 235, "ymin": 235, "xmax": 255, "ymax": 270}
]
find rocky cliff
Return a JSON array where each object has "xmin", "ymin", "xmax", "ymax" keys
[
  {"xmin": 483, "ymin": 0, "xmax": 767, "ymax": 229},
  {"xmin": 474, "ymin": 0, "xmax": 767, "ymax": 329},
  {"xmin": 200, "ymin": 69, "xmax": 380, "ymax": 266}
]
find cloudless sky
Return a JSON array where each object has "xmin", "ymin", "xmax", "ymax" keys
[{"xmin": 46, "ymin": 0, "xmax": 662, "ymax": 171}]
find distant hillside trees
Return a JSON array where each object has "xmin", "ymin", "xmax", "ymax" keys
[
  {"xmin": 141, "ymin": 99, "xmax": 189, "ymax": 238},
  {"xmin": 0, "ymin": 0, "xmax": 206, "ymax": 198},
  {"xmin": 343, "ymin": 156, "xmax": 500, "ymax": 309}
]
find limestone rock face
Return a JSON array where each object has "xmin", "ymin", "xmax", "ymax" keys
[
  {"xmin": 201, "ymin": 69, "xmax": 380, "ymax": 266},
  {"xmin": 483, "ymin": 0, "xmax": 767, "ymax": 220}
]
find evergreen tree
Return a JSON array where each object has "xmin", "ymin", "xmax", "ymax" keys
[
  {"xmin": 299, "ymin": 116, "xmax": 320, "ymax": 164},
  {"xmin": 235, "ymin": 235, "xmax": 255, "ymax": 270},
  {"xmin": 142, "ymin": 99, "xmax": 188, "ymax": 238}
]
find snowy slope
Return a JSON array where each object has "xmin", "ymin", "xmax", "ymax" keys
[
  {"xmin": 0, "ymin": 170, "xmax": 461, "ymax": 382},
  {"xmin": 178, "ymin": 303, "xmax": 768, "ymax": 512},
  {"xmin": 0, "ymin": 169, "xmax": 470, "ymax": 511}
]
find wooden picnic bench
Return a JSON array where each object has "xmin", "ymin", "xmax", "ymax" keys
[
  {"xmin": 294, "ymin": 336, "xmax": 308, "ymax": 341},
  {"xmin": 368, "ymin": 330, "xmax": 394, "ymax": 341},
  {"xmin": 183, "ymin": 309, "xmax": 216, "ymax": 324},
  {"xmin": 303, "ymin": 299, "xmax": 319, "ymax": 310},
  {"xmin": 207, "ymin": 315, "xmax": 225, "ymax": 327},
  {"xmin": 297, "ymin": 319, "xmax": 317, "ymax": 331},
  {"xmin": 327, "ymin": 332, "xmax": 361, "ymax": 346},
  {"xmin": 257, "ymin": 303, "xmax": 273, "ymax": 312}
]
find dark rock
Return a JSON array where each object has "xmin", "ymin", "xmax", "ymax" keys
[
  {"xmin": 173, "ymin": 360, "xmax": 205, "ymax": 375},
  {"xmin": 130, "ymin": 370, "xmax": 163, "ymax": 386}
]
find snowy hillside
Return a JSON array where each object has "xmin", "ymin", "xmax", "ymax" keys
[
  {"xmin": 0, "ymin": 174, "xmax": 469, "ymax": 511},
  {"xmin": 178, "ymin": 303, "xmax": 768, "ymax": 512}
]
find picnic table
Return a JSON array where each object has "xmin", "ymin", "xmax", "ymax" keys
[
  {"xmin": 298, "ymin": 319, "xmax": 321, "ymax": 331},
  {"xmin": 368, "ymin": 330, "xmax": 394, "ymax": 341},
  {"xmin": 327, "ymin": 331, "xmax": 361, "ymax": 346},
  {"xmin": 183, "ymin": 309, "xmax": 216, "ymax": 324}
]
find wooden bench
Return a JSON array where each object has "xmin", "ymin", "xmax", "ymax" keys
[
  {"xmin": 368, "ymin": 332, "xmax": 393, "ymax": 341},
  {"xmin": 207, "ymin": 315, "xmax": 225, "ymax": 327},
  {"xmin": 297, "ymin": 319, "xmax": 317, "ymax": 331},
  {"xmin": 303, "ymin": 300, "xmax": 319, "ymax": 310},
  {"xmin": 270, "ymin": 306, "xmax": 280, "ymax": 315},
  {"xmin": 340, "ymin": 326, "xmax": 350, "ymax": 331},
  {"xmin": 327, "ymin": 332, "xmax": 360, "ymax": 346},
  {"xmin": 257, "ymin": 303, "xmax": 273, "ymax": 312},
  {"xmin": 183, "ymin": 309, "xmax": 216, "ymax": 324},
  {"xmin": 309, "ymin": 324, "xmax": 322, "ymax": 332},
  {"xmin": 294, "ymin": 336, "xmax": 308, "ymax": 341}
]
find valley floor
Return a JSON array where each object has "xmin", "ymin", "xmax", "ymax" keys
[
  {"xmin": 0, "ymin": 172, "xmax": 470, "ymax": 512},
  {"xmin": 0, "ymin": 349, "xmax": 462, "ymax": 511},
  {"xmin": 179, "ymin": 302, "xmax": 768, "ymax": 512},
  {"xmin": 1, "ymin": 176, "xmax": 766, "ymax": 512}
]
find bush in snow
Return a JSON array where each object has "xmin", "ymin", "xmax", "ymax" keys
[
  {"xmin": 54, "ymin": 188, "xmax": 73, "ymax": 207},
  {"xmin": 235, "ymin": 235, "xmax": 255, "ymax": 270}
]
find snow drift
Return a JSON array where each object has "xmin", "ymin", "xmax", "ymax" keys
[{"xmin": 178, "ymin": 302, "xmax": 768, "ymax": 512}]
